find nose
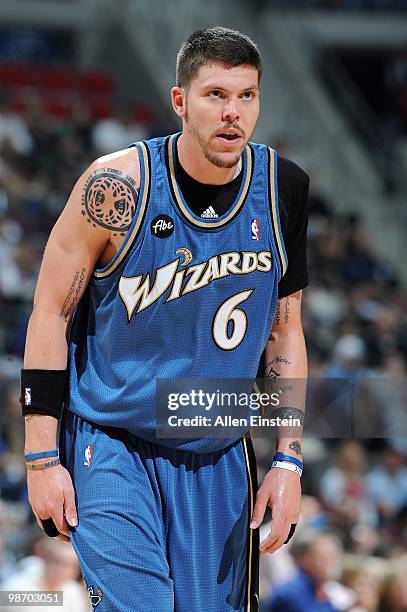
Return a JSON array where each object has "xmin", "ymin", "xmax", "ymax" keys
[{"xmin": 222, "ymin": 98, "xmax": 240, "ymax": 123}]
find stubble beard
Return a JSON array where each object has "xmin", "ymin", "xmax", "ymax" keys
[
  {"xmin": 203, "ymin": 147, "xmax": 241, "ymax": 169},
  {"xmin": 186, "ymin": 115, "xmax": 242, "ymax": 169}
]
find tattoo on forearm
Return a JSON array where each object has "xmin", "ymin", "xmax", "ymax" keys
[
  {"xmin": 280, "ymin": 384, "xmax": 293, "ymax": 393},
  {"xmin": 284, "ymin": 297, "xmax": 289, "ymax": 324},
  {"xmin": 289, "ymin": 440, "xmax": 302, "ymax": 456},
  {"xmin": 60, "ymin": 268, "xmax": 87, "ymax": 321},
  {"xmin": 81, "ymin": 168, "xmax": 139, "ymax": 236},
  {"xmin": 270, "ymin": 356, "xmax": 291, "ymax": 365},
  {"xmin": 265, "ymin": 363, "xmax": 281, "ymax": 384},
  {"xmin": 275, "ymin": 300, "xmax": 281, "ymax": 325},
  {"xmin": 272, "ymin": 407, "xmax": 305, "ymax": 425}
]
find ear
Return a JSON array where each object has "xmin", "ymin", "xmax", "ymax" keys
[{"xmin": 171, "ymin": 86, "xmax": 186, "ymax": 119}]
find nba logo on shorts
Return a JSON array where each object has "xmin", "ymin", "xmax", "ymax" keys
[
  {"xmin": 84, "ymin": 445, "xmax": 93, "ymax": 466},
  {"xmin": 251, "ymin": 219, "xmax": 260, "ymax": 240},
  {"xmin": 87, "ymin": 585, "xmax": 102, "ymax": 609},
  {"xmin": 24, "ymin": 388, "xmax": 31, "ymax": 406}
]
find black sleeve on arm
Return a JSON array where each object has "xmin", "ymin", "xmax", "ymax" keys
[{"xmin": 276, "ymin": 156, "xmax": 310, "ymax": 299}]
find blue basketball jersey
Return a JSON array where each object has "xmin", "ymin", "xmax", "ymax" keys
[{"xmin": 67, "ymin": 134, "xmax": 287, "ymax": 452}]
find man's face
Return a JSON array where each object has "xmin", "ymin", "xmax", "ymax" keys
[
  {"xmin": 181, "ymin": 62, "xmax": 260, "ymax": 168},
  {"xmin": 300, "ymin": 537, "xmax": 342, "ymax": 584}
]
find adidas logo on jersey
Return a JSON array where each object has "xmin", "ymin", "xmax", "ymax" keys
[{"xmin": 201, "ymin": 206, "xmax": 218, "ymax": 219}]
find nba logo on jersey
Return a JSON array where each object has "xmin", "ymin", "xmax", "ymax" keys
[
  {"xmin": 84, "ymin": 445, "xmax": 93, "ymax": 466},
  {"xmin": 24, "ymin": 387, "xmax": 31, "ymax": 406},
  {"xmin": 251, "ymin": 218, "xmax": 260, "ymax": 240}
]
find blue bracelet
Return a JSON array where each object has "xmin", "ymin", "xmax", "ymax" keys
[
  {"xmin": 25, "ymin": 450, "xmax": 59, "ymax": 462},
  {"xmin": 273, "ymin": 452, "xmax": 303, "ymax": 470}
]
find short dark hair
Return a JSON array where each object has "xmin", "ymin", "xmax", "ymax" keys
[
  {"xmin": 290, "ymin": 528, "xmax": 342, "ymax": 561},
  {"xmin": 176, "ymin": 26, "xmax": 262, "ymax": 88}
]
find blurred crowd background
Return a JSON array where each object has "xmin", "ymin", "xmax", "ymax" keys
[
  {"xmin": 254, "ymin": 1, "xmax": 406, "ymax": 9},
  {"xmin": 0, "ymin": 0, "xmax": 406, "ymax": 610},
  {"xmin": 250, "ymin": 0, "xmax": 406, "ymax": 11}
]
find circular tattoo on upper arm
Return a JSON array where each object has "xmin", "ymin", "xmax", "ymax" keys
[{"xmin": 83, "ymin": 172, "xmax": 138, "ymax": 232}]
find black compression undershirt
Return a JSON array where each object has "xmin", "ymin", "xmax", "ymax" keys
[{"xmin": 175, "ymin": 147, "xmax": 310, "ymax": 298}]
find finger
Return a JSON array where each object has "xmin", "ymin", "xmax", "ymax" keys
[
  {"xmin": 260, "ymin": 533, "xmax": 278, "ymax": 554},
  {"xmin": 48, "ymin": 505, "xmax": 70, "ymax": 538},
  {"xmin": 55, "ymin": 515, "xmax": 70, "ymax": 538},
  {"xmin": 250, "ymin": 488, "xmax": 269, "ymax": 529},
  {"xmin": 264, "ymin": 532, "xmax": 290, "ymax": 554},
  {"xmin": 56, "ymin": 533, "xmax": 71, "ymax": 544},
  {"xmin": 260, "ymin": 515, "xmax": 285, "ymax": 552},
  {"xmin": 261, "ymin": 519, "xmax": 291, "ymax": 555},
  {"xmin": 262, "ymin": 535, "xmax": 286, "ymax": 555},
  {"xmin": 63, "ymin": 485, "xmax": 78, "ymax": 528}
]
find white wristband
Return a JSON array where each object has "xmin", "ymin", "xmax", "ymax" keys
[{"xmin": 271, "ymin": 460, "xmax": 302, "ymax": 477}]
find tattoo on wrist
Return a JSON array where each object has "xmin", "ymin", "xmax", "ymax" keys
[
  {"xmin": 289, "ymin": 440, "xmax": 302, "ymax": 456},
  {"xmin": 272, "ymin": 407, "xmax": 304, "ymax": 425},
  {"xmin": 60, "ymin": 268, "xmax": 87, "ymax": 322},
  {"xmin": 81, "ymin": 168, "xmax": 139, "ymax": 236}
]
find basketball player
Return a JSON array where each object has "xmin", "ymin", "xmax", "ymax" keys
[{"xmin": 22, "ymin": 27, "xmax": 308, "ymax": 611}]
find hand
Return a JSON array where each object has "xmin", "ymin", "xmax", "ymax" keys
[
  {"xmin": 27, "ymin": 464, "xmax": 78, "ymax": 543},
  {"xmin": 250, "ymin": 468, "xmax": 301, "ymax": 554}
]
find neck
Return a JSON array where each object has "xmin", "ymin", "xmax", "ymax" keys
[{"xmin": 177, "ymin": 132, "xmax": 240, "ymax": 185}]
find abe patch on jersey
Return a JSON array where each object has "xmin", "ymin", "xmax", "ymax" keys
[{"xmin": 150, "ymin": 214, "xmax": 174, "ymax": 238}]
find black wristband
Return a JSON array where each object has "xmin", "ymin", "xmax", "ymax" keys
[{"xmin": 20, "ymin": 369, "xmax": 68, "ymax": 420}]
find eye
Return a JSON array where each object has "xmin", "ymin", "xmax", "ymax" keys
[
  {"xmin": 241, "ymin": 91, "xmax": 254, "ymax": 100},
  {"xmin": 209, "ymin": 90, "xmax": 223, "ymax": 98}
]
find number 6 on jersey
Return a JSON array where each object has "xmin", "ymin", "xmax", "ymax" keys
[{"xmin": 212, "ymin": 289, "xmax": 254, "ymax": 350}]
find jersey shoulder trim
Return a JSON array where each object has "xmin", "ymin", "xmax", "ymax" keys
[
  {"xmin": 268, "ymin": 148, "xmax": 288, "ymax": 278},
  {"xmin": 93, "ymin": 141, "xmax": 151, "ymax": 280}
]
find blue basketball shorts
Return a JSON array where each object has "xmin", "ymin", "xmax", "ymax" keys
[{"xmin": 59, "ymin": 409, "xmax": 259, "ymax": 611}]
